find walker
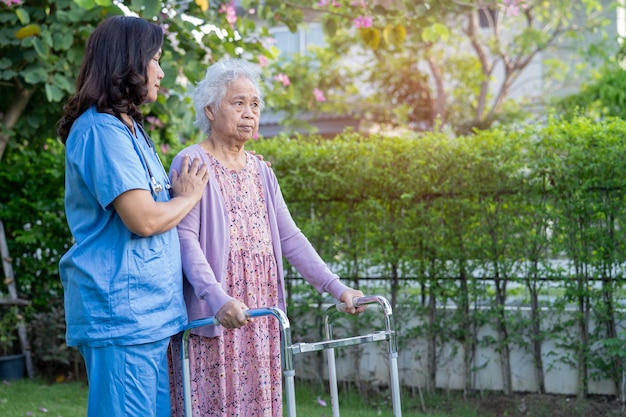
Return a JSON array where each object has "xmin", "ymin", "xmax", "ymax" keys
[{"xmin": 180, "ymin": 295, "xmax": 402, "ymax": 417}]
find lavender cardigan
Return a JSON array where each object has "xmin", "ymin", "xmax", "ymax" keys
[{"xmin": 170, "ymin": 144, "xmax": 350, "ymax": 337}]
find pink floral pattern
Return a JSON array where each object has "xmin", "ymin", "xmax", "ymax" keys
[{"xmin": 170, "ymin": 152, "xmax": 282, "ymax": 417}]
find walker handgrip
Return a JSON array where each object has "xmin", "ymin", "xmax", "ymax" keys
[
  {"xmin": 186, "ymin": 307, "xmax": 278, "ymax": 330},
  {"xmin": 213, "ymin": 308, "xmax": 276, "ymax": 325},
  {"xmin": 335, "ymin": 297, "xmax": 364, "ymax": 313},
  {"xmin": 332, "ymin": 295, "xmax": 394, "ymax": 316}
]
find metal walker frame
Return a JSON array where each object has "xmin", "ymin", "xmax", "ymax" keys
[{"xmin": 180, "ymin": 295, "xmax": 402, "ymax": 417}]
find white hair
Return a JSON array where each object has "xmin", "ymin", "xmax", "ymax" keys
[{"xmin": 191, "ymin": 58, "xmax": 265, "ymax": 136}]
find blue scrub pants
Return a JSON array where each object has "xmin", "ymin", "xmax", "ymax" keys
[{"xmin": 78, "ymin": 337, "xmax": 171, "ymax": 417}]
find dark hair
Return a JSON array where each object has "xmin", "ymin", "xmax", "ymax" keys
[{"xmin": 57, "ymin": 15, "xmax": 163, "ymax": 143}]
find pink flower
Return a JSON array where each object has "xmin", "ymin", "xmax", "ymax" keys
[
  {"xmin": 258, "ymin": 55, "xmax": 268, "ymax": 67},
  {"xmin": 161, "ymin": 144, "xmax": 169, "ymax": 154},
  {"xmin": 503, "ymin": 0, "xmax": 529, "ymax": 17},
  {"xmin": 353, "ymin": 15, "xmax": 373, "ymax": 29},
  {"xmin": 218, "ymin": 1, "xmax": 237, "ymax": 28},
  {"xmin": 318, "ymin": 0, "xmax": 340, "ymax": 7},
  {"xmin": 274, "ymin": 73, "xmax": 290, "ymax": 87},
  {"xmin": 316, "ymin": 396, "xmax": 327, "ymax": 407},
  {"xmin": 313, "ymin": 88, "xmax": 326, "ymax": 102},
  {"xmin": 146, "ymin": 116, "xmax": 164, "ymax": 131},
  {"xmin": 351, "ymin": 0, "xmax": 367, "ymax": 6},
  {"xmin": 261, "ymin": 37, "xmax": 276, "ymax": 51},
  {"xmin": 252, "ymin": 131, "xmax": 259, "ymax": 140},
  {"xmin": 1, "ymin": 0, "xmax": 22, "ymax": 6}
]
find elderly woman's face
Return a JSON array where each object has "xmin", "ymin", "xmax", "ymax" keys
[{"xmin": 208, "ymin": 76, "xmax": 261, "ymax": 142}]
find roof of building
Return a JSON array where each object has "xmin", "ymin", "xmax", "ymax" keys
[{"xmin": 259, "ymin": 111, "xmax": 361, "ymax": 138}]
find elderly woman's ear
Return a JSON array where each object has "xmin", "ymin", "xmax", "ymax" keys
[{"xmin": 204, "ymin": 106, "xmax": 214, "ymax": 121}]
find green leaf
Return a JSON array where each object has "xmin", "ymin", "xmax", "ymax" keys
[
  {"xmin": 286, "ymin": 20, "xmax": 298, "ymax": 33},
  {"xmin": 323, "ymin": 18, "xmax": 337, "ymax": 37},
  {"xmin": 383, "ymin": 25, "xmax": 405, "ymax": 47},
  {"xmin": 22, "ymin": 66, "xmax": 48, "ymax": 84},
  {"xmin": 256, "ymin": 4, "xmax": 267, "ymax": 20},
  {"xmin": 360, "ymin": 28, "xmax": 380, "ymax": 50},
  {"xmin": 0, "ymin": 57, "xmax": 10, "ymax": 70},
  {"xmin": 52, "ymin": 73, "xmax": 73, "ymax": 93},
  {"xmin": 32, "ymin": 37, "xmax": 50, "ymax": 56},
  {"xmin": 15, "ymin": 7, "xmax": 30, "ymax": 25},
  {"xmin": 15, "ymin": 24, "xmax": 41, "ymax": 39},
  {"xmin": 422, "ymin": 23, "xmax": 449, "ymax": 43},
  {"xmin": 130, "ymin": 0, "xmax": 160, "ymax": 19},
  {"xmin": 0, "ymin": 69, "xmax": 17, "ymax": 80},
  {"xmin": 53, "ymin": 31, "xmax": 75, "ymax": 51},
  {"xmin": 45, "ymin": 83, "xmax": 64, "ymax": 102},
  {"xmin": 72, "ymin": 0, "xmax": 98, "ymax": 10}
]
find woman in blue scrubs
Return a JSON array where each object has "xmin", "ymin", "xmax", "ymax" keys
[{"xmin": 56, "ymin": 16, "xmax": 209, "ymax": 417}]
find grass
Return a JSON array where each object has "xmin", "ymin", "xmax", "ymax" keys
[
  {"xmin": 0, "ymin": 378, "xmax": 88, "ymax": 417},
  {"xmin": 5, "ymin": 377, "xmax": 618, "ymax": 417},
  {"xmin": 0, "ymin": 377, "xmax": 480, "ymax": 417}
]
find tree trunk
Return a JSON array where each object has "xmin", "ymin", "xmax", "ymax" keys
[
  {"xmin": 494, "ymin": 276, "xmax": 512, "ymax": 396},
  {"xmin": 427, "ymin": 281, "xmax": 438, "ymax": 393},
  {"xmin": 577, "ymin": 275, "xmax": 590, "ymax": 400},
  {"xmin": 528, "ymin": 277, "xmax": 546, "ymax": 394},
  {"xmin": 459, "ymin": 269, "xmax": 473, "ymax": 397},
  {"xmin": 602, "ymin": 212, "xmax": 621, "ymax": 401},
  {"xmin": 602, "ymin": 277, "xmax": 621, "ymax": 401},
  {"xmin": 0, "ymin": 82, "xmax": 34, "ymax": 162}
]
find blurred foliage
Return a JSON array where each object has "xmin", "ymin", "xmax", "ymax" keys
[
  {"xmin": 273, "ymin": 0, "xmax": 615, "ymax": 134},
  {"xmin": 1, "ymin": 0, "xmax": 617, "ymax": 165},
  {"xmin": 554, "ymin": 64, "xmax": 626, "ymax": 121}
]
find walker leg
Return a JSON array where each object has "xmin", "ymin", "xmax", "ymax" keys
[
  {"xmin": 284, "ymin": 369, "xmax": 297, "ymax": 417},
  {"xmin": 389, "ymin": 352, "xmax": 402, "ymax": 417},
  {"xmin": 327, "ymin": 347, "xmax": 341, "ymax": 417},
  {"xmin": 181, "ymin": 331, "xmax": 193, "ymax": 417}
]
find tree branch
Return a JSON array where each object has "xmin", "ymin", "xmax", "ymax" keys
[
  {"xmin": 0, "ymin": 79, "xmax": 34, "ymax": 162},
  {"xmin": 427, "ymin": 55, "xmax": 447, "ymax": 124}
]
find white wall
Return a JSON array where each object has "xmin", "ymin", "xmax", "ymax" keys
[{"xmin": 289, "ymin": 305, "xmax": 620, "ymax": 396}]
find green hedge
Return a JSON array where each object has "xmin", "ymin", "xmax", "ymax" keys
[
  {"xmin": 3, "ymin": 115, "xmax": 626, "ymax": 394},
  {"xmin": 252, "ymin": 115, "xmax": 626, "ymax": 397}
]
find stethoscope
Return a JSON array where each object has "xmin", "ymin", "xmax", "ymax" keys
[{"xmin": 131, "ymin": 122, "xmax": 171, "ymax": 199}]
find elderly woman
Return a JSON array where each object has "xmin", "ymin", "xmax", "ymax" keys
[{"xmin": 167, "ymin": 58, "xmax": 365, "ymax": 416}]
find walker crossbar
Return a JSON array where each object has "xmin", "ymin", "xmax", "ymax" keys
[{"xmin": 291, "ymin": 331, "xmax": 389, "ymax": 354}]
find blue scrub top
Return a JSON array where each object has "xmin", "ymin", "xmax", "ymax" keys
[{"xmin": 59, "ymin": 107, "xmax": 187, "ymax": 347}]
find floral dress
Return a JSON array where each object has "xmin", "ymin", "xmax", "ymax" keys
[{"xmin": 170, "ymin": 152, "xmax": 282, "ymax": 417}]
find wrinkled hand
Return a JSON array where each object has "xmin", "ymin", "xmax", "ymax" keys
[
  {"xmin": 170, "ymin": 155, "xmax": 209, "ymax": 201},
  {"xmin": 339, "ymin": 289, "xmax": 367, "ymax": 314},
  {"xmin": 215, "ymin": 299, "xmax": 251, "ymax": 329}
]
